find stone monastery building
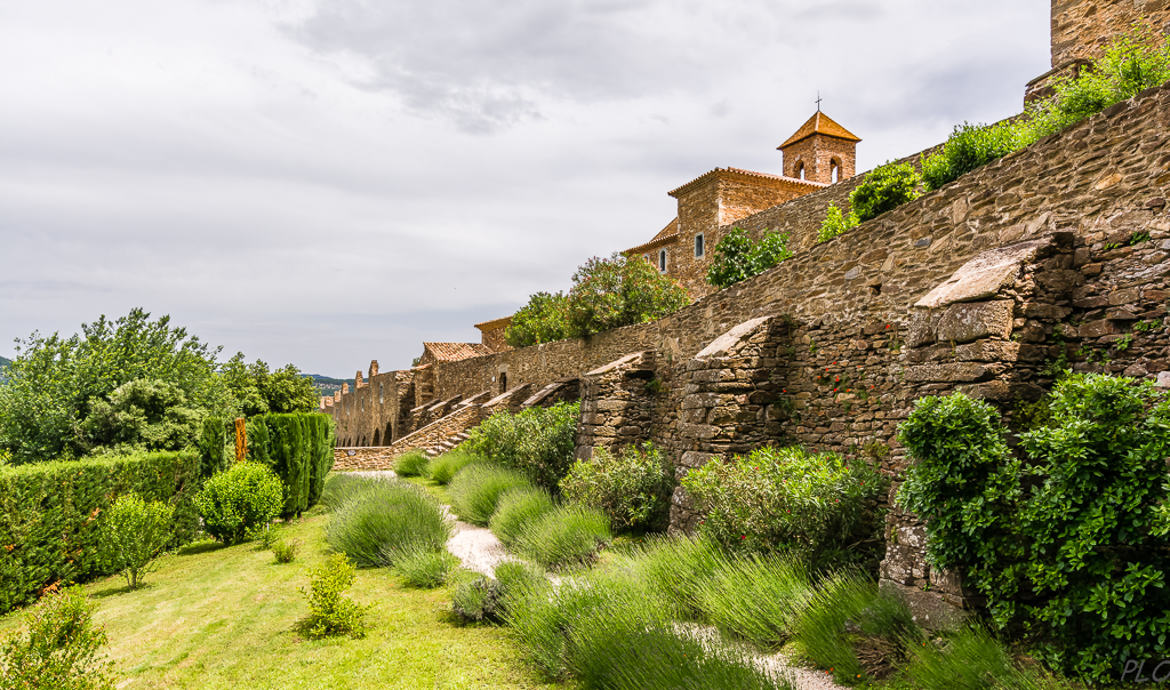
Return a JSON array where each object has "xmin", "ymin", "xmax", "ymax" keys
[{"xmin": 324, "ymin": 0, "xmax": 1170, "ymax": 622}]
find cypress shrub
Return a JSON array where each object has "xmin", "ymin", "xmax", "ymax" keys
[
  {"xmin": 196, "ymin": 417, "xmax": 230, "ymax": 477},
  {"xmin": 246, "ymin": 413, "xmax": 334, "ymax": 518},
  {"xmin": 0, "ymin": 451, "xmax": 200, "ymax": 614}
]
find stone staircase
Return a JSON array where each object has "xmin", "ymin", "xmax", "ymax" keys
[{"xmin": 426, "ymin": 430, "xmax": 471, "ymax": 457}]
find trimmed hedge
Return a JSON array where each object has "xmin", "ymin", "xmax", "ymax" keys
[
  {"xmin": 246, "ymin": 413, "xmax": 334, "ymax": 517},
  {"xmin": 0, "ymin": 451, "xmax": 201, "ymax": 613}
]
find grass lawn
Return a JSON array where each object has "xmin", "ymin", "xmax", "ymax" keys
[{"xmin": 0, "ymin": 511, "xmax": 567, "ymax": 690}]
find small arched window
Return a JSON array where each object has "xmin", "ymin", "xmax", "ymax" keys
[
  {"xmin": 658, "ymin": 248, "xmax": 668, "ymax": 273},
  {"xmin": 830, "ymin": 159, "xmax": 841, "ymax": 183},
  {"xmin": 795, "ymin": 161, "xmax": 806, "ymax": 180},
  {"xmin": 379, "ymin": 383, "xmax": 384, "ymax": 404}
]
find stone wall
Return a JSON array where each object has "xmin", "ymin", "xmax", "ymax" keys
[{"xmin": 1052, "ymin": 0, "xmax": 1170, "ymax": 71}]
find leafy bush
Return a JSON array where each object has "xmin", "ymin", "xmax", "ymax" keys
[
  {"xmin": 0, "ymin": 586, "xmax": 115, "ymax": 690},
  {"xmin": 488, "ymin": 486, "xmax": 555, "ymax": 547},
  {"xmin": 791, "ymin": 572, "xmax": 916, "ymax": 684},
  {"xmin": 448, "ymin": 464, "xmax": 532, "ymax": 526},
  {"xmin": 706, "ymin": 227, "xmax": 795, "ymax": 289},
  {"xmin": 565, "ymin": 253, "xmax": 689, "ymax": 338},
  {"xmin": 462, "ymin": 402, "xmax": 579, "ymax": 490},
  {"xmin": 505, "ymin": 291, "xmax": 571, "ymax": 347},
  {"xmin": 682, "ymin": 445, "xmax": 885, "ymax": 568},
  {"xmin": 392, "ymin": 547, "xmax": 457, "ymax": 588},
  {"xmin": 629, "ymin": 533, "xmax": 727, "ymax": 620},
  {"xmin": 452, "ymin": 574, "xmax": 503, "ymax": 623},
  {"xmin": 425, "ymin": 449, "xmax": 483, "ymax": 485},
  {"xmin": 299, "ymin": 554, "xmax": 368, "ymax": 639},
  {"xmin": 695, "ymin": 553, "xmax": 813, "ymax": 649},
  {"xmin": 99, "ymin": 493, "xmax": 174, "ymax": 589},
  {"xmin": 559, "ymin": 442, "xmax": 672, "ymax": 532},
  {"xmin": 922, "ymin": 121, "xmax": 1025, "ymax": 191},
  {"xmin": 817, "ymin": 203, "xmax": 860, "ymax": 243},
  {"xmin": 516, "ymin": 504, "xmax": 611, "ymax": 570},
  {"xmin": 195, "ymin": 462, "xmax": 283, "ymax": 544},
  {"xmin": 217, "ymin": 353, "xmax": 320, "ymax": 417},
  {"xmin": 271, "ymin": 539, "xmax": 298, "ymax": 564},
  {"xmin": 393, "ymin": 449, "xmax": 429, "ymax": 477},
  {"xmin": 80, "ymin": 378, "xmax": 202, "ymax": 455},
  {"xmin": 898, "ymin": 373, "xmax": 1170, "ymax": 680},
  {"xmin": 0, "ymin": 451, "xmax": 200, "ymax": 614},
  {"xmin": 245, "ymin": 413, "xmax": 335, "ymax": 517},
  {"xmin": 325, "ymin": 479, "xmax": 451, "ymax": 568},
  {"xmin": 848, "ymin": 161, "xmax": 921, "ymax": 221}
]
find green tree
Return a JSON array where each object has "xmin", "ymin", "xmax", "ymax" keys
[
  {"xmin": 219, "ymin": 354, "xmax": 318, "ymax": 416},
  {"xmin": 505, "ymin": 291, "xmax": 570, "ymax": 347},
  {"xmin": 706, "ymin": 227, "xmax": 794, "ymax": 289},
  {"xmin": 566, "ymin": 254, "xmax": 688, "ymax": 337},
  {"xmin": 99, "ymin": 493, "xmax": 174, "ymax": 589},
  {"xmin": 81, "ymin": 379, "xmax": 202, "ymax": 454}
]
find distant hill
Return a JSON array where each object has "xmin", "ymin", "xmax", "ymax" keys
[{"xmin": 305, "ymin": 373, "xmax": 347, "ymax": 399}]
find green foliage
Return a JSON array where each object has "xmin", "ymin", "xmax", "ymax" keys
[
  {"xmin": 493, "ymin": 561, "xmax": 545, "ymax": 617},
  {"xmin": 922, "ymin": 121, "xmax": 1026, "ymax": 191},
  {"xmin": 0, "ymin": 451, "xmax": 200, "ymax": 614},
  {"xmin": 318, "ymin": 473, "xmax": 372, "ymax": 511},
  {"xmin": 196, "ymin": 417, "xmax": 230, "ymax": 478},
  {"xmin": 217, "ymin": 353, "xmax": 319, "ymax": 417},
  {"xmin": 706, "ymin": 227, "xmax": 795, "ymax": 289},
  {"xmin": 0, "ymin": 586, "xmax": 115, "ymax": 690},
  {"xmin": 488, "ymin": 486, "xmax": 555, "ymax": 547},
  {"xmin": 694, "ymin": 554, "xmax": 812, "ymax": 649},
  {"xmin": 452, "ymin": 574, "xmax": 504, "ymax": 623},
  {"xmin": 898, "ymin": 374, "xmax": 1170, "ymax": 680},
  {"xmin": 462, "ymin": 402, "xmax": 580, "ymax": 490},
  {"xmin": 195, "ymin": 462, "xmax": 283, "ymax": 544},
  {"xmin": 448, "ymin": 464, "xmax": 532, "ymax": 526},
  {"xmin": 393, "ymin": 449, "xmax": 429, "ymax": 477},
  {"xmin": 324, "ymin": 479, "xmax": 451, "ymax": 568},
  {"xmin": 565, "ymin": 253, "xmax": 689, "ymax": 337},
  {"xmin": 505, "ymin": 291, "xmax": 571, "ymax": 347},
  {"xmin": 0, "ymin": 309, "xmax": 227, "ymax": 464},
  {"xmin": 271, "ymin": 539, "xmax": 299, "ymax": 564},
  {"xmin": 682, "ymin": 445, "xmax": 886, "ymax": 569},
  {"xmin": 99, "ymin": 493, "xmax": 174, "ymax": 590},
  {"xmin": 515, "ymin": 504, "xmax": 611, "ymax": 570},
  {"xmin": 425, "ymin": 449, "xmax": 483, "ymax": 485},
  {"xmin": 902, "ymin": 625, "xmax": 1061, "ymax": 690},
  {"xmin": 629, "ymin": 533, "xmax": 727, "ymax": 620},
  {"xmin": 299, "ymin": 554, "xmax": 368, "ymax": 639},
  {"xmin": 848, "ymin": 161, "xmax": 921, "ymax": 221},
  {"xmin": 392, "ymin": 547, "xmax": 457, "ymax": 588},
  {"xmin": 245, "ymin": 413, "xmax": 335, "ymax": 517},
  {"xmin": 559, "ymin": 442, "xmax": 672, "ymax": 533},
  {"xmin": 817, "ymin": 203, "xmax": 860, "ymax": 243},
  {"xmin": 80, "ymin": 378, "xmax": 203, "ymax": 455}
]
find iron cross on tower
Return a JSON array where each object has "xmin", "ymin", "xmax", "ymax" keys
[{"xmin": 815, "ymin": 91, "xmax": 823, "ymax": 112}]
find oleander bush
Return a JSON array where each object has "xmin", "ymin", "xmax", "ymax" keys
[
  {"xmin": 0, "ymin": 451, "xmax": 200, "ymax": 613},
  {"xmin": 682, "ymin": 445, "xmax": 885, "ymax": 569},
  {"xmin": 488, "ymin": 486, "xmax": 555, "ymax": 547},
  {"xmin": 898, "ymin": 373, "xmax": 1170, "ymax": 681},
  {"xmin": 426, "ymin": 448, "xmax": 483, "ymax": 485},
  {"xmin": 99, "ymin": 492, "xmax": 174, "ymax": 589},
  {"xmin": 245, "ymin": 412, "xmax": 335, "ymax": 517},
  {"xmin": 392, "ymin": 547, "xmax": 457, "ymax": 589},
  {"xmin": 462, "ymin": 403, "xmax": 579, "ymax": 490},
  {"xmin": 195, "ymin": 462, "xmax": 283, "ymax": 545},
  {"xmin": 515, "ymin": 504, "xmax": 611, "ymax": 570},
  {"xmin": 393, "ymin": 449, "xmax": 429, "ymax": 477},
  {"xmin": 299, "ymin": 554, "xmax": 368, "ymax": 639},
  {"xmin": 325, "ymin": 479, "xmax": 451, "ymax": 568},
  {"xmin": 0, "ymin": 586, "xmax": 115, "ymax": 690},
  {"xmin": 565, "ymin": 253, "xmax": 689, "ymax": 338},
  {"xmin": 505, "ymin": 291, "xmax": 571, "ymax": 347},
  {"xmin": 448, "ymin": 464, "xmax": 533, "ymax": 526},
  {"xmin": 706, "ymin": 227, "xmax": 795, "ymax": 289},
  {"xmin": 559, "ymin": 442, "xmax": 672, "ymax": 533}
]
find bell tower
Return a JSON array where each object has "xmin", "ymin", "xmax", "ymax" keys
[{"xmin": 777, "ymin": 109, "xmax": 860, "ymax": 185}]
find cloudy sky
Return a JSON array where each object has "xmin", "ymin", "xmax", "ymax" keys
[{"xmin": 0, "ymin": 1, "xmax": 1050, "ymax": 377}]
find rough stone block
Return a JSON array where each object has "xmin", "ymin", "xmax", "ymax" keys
[
  {"xmin": 936, "ymin": 300, "xmax": 1014, "ymax": 343},
  {"xmin": 904, "ymin": 362, "xmax": 989, "ymax": 383}
]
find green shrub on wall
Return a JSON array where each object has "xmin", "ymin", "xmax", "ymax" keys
[
  {"xmin": 0, "ymin": 451, "xmax": 200, "ymax": 614},
  {"xmin": 705, "ymin": 227, "xmax": 794, "ymax": 289},
  {"xmin": 462, "ymin": 402, "xmax": 579, "ymax": 491},
  {"xmin": 505, "ymin": 291, "xmax": 571, "ymax": 348},
  {"xmin": 246, "ymin": 413, "xmax": 334, "ymax": 517},
  {"xmin": 899, "ymin": 374, "xmax": 1170, "ymax": 681},
  {"xmin": 848, "ymin": 161, "xmax": 921, "ymax": 221},
  {"xmin": 559, "ymin": 442, "xmax": 673, "ymax": 533}
]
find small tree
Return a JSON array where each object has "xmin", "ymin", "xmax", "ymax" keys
[
  {"xmin": 99, "ymin": 493, "xmax": 174, "ymax": 590},
  {"xmin": 566, "ymin": 254, "xmax": 687, "ymax": 337},
  {"xmin": 505, "ymin": 291, "xmax": 570, "ymax": 347},
  {"xmin": 706, "ymin": 228, "xmax": 794, "ymax": 289},
  {"xmin": 0, "ymin": 586, "xmax": 115, "ymax": 690},
  {"xmin": 848, "ymin": 161, "xmax": 921, "ymax": 221},
  {"xmin": 300, "ymin": 554, "xmax": 368, "ymax": 638}
]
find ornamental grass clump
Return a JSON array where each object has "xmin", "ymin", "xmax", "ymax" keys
[
  {"xmin": 325, "ymin": 479, "xmax": 450, "ymax": 568},
  {"xmin": 902, "ymin": 625, "xmax": 1062, "ymax": 690},
  {"xmin": 694, "ymin": 553, "xmax": 813, "ymax": 649},
  {"xmin": 516, "ymin": 504, "xmax": 611, "ymax": 570},
  {"xmin": 448, "ymin": 464, "xmax": 532, "ymax": 526},
  {"xmin": 426, "ymin": 448, "xmax": 483, "ymax": 485},
  {"xmin": 318, "ymin": 472, "xmax": 373, "ymax": 511},
  {"xmin": 195, "ymin": 462, "xmax": 283, "ymax": 544},
  {"xmin": 559, "ymin": 442, "xmax": 672, "ymax": 533},
  {"xmin": 99, "ymin": 492, "xmax": 174, "ymax": 589},
  {"xmin": 629, "ymin": 533, "xmax": 729, "ymax": 620},
  {"xmin": 392, "ymin": 547, "xmax": 457, "ymax": 589},
  {"xmin": 393, "ymin": 449, "xmax": 429, "ymax": 477},
  {"xmin": 488, "ymin": 485, "xmax": 555, "ymax": 547}
]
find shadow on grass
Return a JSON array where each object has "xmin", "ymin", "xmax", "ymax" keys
[
  {"xmin": 177, "ymin": 540, "xmax": 225, "ymax": 556},
  {"xmin": 91, "ymin": 581, "xmax": 156, "ymax": 599}
]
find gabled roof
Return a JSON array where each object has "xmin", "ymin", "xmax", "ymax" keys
[
  {"xmin": 667, "ymin": 166, "xmax": 827, "ymax": 198},
  {"xmin": 624, "ymin": 218, "xmax": 680, "ymax": 255},
  {"xmin": 778, "ymin": 111, "xmax": 861, "ymax": 149},
  {"xmin": 474, "ymin": 316, "xmax": 513, "ymax": 331},
  {"xmin": 422, "ymin": 342, "xmax": 493, "ymax": 362}
]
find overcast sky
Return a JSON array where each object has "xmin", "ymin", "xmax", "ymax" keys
[{"xmin": 0, "ymin": 1, "xmax": 1050, "ymax": 377}]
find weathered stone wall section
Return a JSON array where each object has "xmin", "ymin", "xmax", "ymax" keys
[{"xmin": 575, "ymin": 352, "xmax": 658, "ymax": 460}]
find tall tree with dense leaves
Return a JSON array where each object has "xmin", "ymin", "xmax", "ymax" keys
[{"xmin": 566, "ymin": 253, "xmax": 688, "ymax": 337}]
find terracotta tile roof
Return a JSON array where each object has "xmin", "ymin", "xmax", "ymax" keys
[
  {"xmin": 422, "ymin": 342, "xmax": 493, "ymax": 362},
  {"xmin": 778, "ymin": 111, "xmax": 861, "ymax": 149},
  {"xmin": 624, "ymin": 218, "xmax": 680, "ymax": 255},
  {"xmin": 668, "ymin": 166, "xmax": 827, "ymax": 198},
  {"xmin": 474, "ymin": 316, "xmax": 513, "ymax": 331}
]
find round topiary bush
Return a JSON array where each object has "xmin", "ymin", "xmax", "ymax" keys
[{"xmin": 195, "ymin": 462, "xmax": 283, "ymax": 544}]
